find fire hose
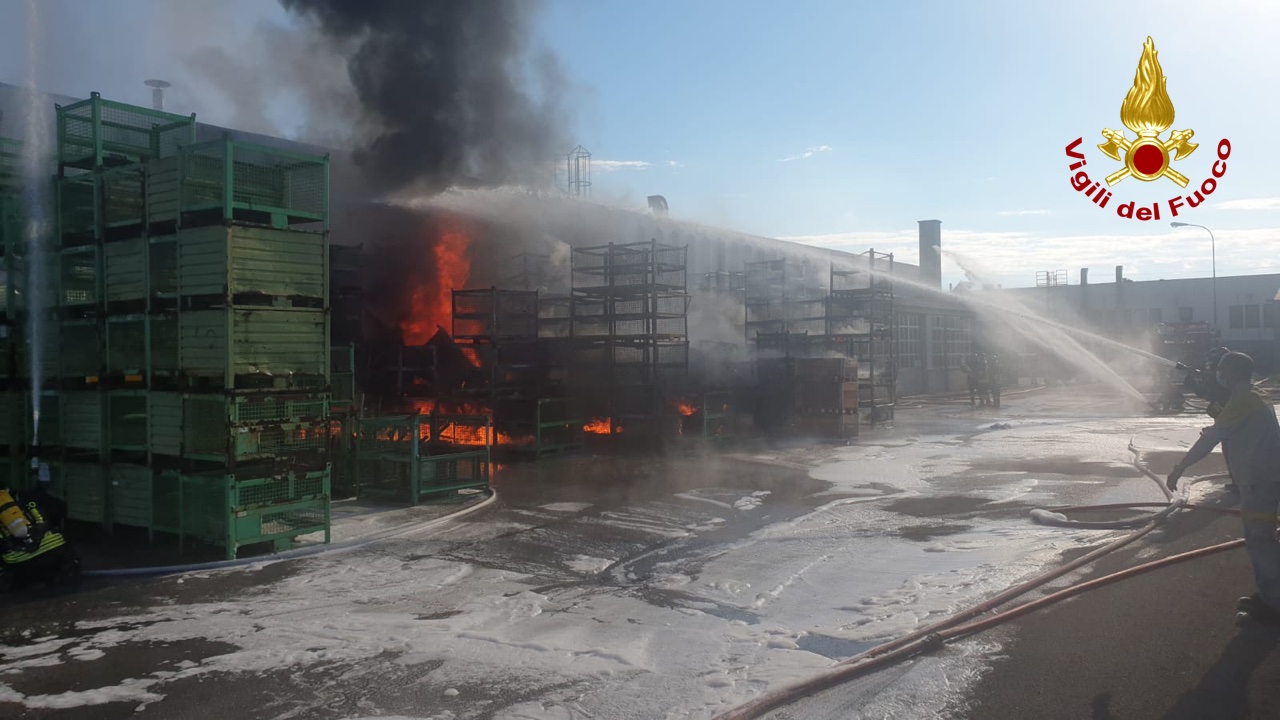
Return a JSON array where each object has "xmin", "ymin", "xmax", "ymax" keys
[{"xmin": 713, "ymin": 441, "xmax": 1243, "ymax": 720}]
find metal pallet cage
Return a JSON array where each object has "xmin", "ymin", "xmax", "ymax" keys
[{"xmin": 56, "ymin": 92, "xmax": 196, "ymax": 170}]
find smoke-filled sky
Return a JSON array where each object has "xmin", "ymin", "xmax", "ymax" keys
[{"xmin": 1, "ymin": 0, "xmax": 1278, "ymax": 289}]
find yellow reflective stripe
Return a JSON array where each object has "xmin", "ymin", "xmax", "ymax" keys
[
  {"xmin": 2, "ymin": 532, "xmax": 66, "ymax": 564},
  {"xmin": 1215, "ymin": 391, "xmax": 1267, "ymax": 428},
  {"xmin": 1239, "ymin": 511, "xmax": 1280, "ymax": 523}
]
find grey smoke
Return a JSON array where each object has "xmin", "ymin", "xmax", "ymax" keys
[
  {"xmin": 177, "ymin": 15, "xmax": 361, "ymax": 147},
  {"xmin": 279, "ymin": 0, "xmax": 569, "ymax": 195}
]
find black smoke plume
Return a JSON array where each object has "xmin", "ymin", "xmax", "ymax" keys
[{"xmin": 279, "ymin": 0, "xmax": 568, "ymax": 195}]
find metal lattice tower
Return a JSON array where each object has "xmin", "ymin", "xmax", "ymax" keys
[
  {"xmin": 567, "ymin": 145, "xmax": 592, "ymax": 198},
  {"xmin": 1035, "ymin": 270, "xmax": 1069, "ymax": 287}
]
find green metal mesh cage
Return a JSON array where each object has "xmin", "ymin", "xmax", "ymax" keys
[
  {"xmin": 57, "ymin": 93, "xmax": 196, "ymax": 169},
  {"xmin": 27, "ymin": 391, "xmax": 60, "ymax": 449},
  {"xmin": 535, "ymin": 398, "xmax": 584, "ymax": 457},
  {"xmin": 153, "ymin": 471, "xmax": 181, "ymax": 534},
  {"xmin": 0, "ymin": 390, "xmax": 24, "ymax": 449},
  {"xmin": 354, "ymin": 415, "xmax": 492, "ymax": 503},
  {"xmin": 108, "ymin": 391, "xmax": 148, "ymax": 450},
  {"xmin": 179, "ymin": 394, "xmax": 331, "ymax": 461},
  {"xmin": 331, "ymin": 346, "xmax": 355, "ymax": 406},
  {"xmin": 251, "ymin": 423, "xmax": 329, "ymax": 455},
  {"xmin": 231, "ymin": 467, "xmax": 329, "ymax": 508},
  {"xmin": 100, "ymin": 164, "xmax": 146, "ymax": 230},
  {"xmin": 63, "ymin": 461, "xmax": 106, "ymax": 523},
  {"xmin": 60, "ymin": 320, "xmax": 103, "ymax": 378},
  {"xmin": 0, "ymin": 138, "xmax": 23, "ymax": 192},
  {"xmin": 175, "ymin": 466, "xmax": 331, "ymax": 559},
  {"xmin": 105, "ymin": 316, "xmax": 146, "ymax": 375},
  {"xmin": 110, "ymin": 464, "xmax": 154, "ymax": 529},
  {"xmin": 61, "ymin": 390, "xmax": 103, "ymax": 451},
  {"xmin": 256, "ymin": 504, "xmax": 327, "ymax": 540},
  {"xmin": 178, "ymin": 472, "xmax": 225, "ymax": 541},
  {"xmin": 57, "ymin": 174, "xmax": 99, "ymax": 243},
  {"xmin": 176, "ymin": 139, "xmax": 328, "ymax": 227},
  {"xmin": 231, "ymin": 394, "xmax": 330, "ymax": 424},
  {"xmin": 59, "ymin": 247, "xmax": 101, "ymax": 307}
]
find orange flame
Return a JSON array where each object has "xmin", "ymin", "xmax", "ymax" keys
[
  {"xmin": 584, "ymin": 418, "xmax": 622, "ymax": 435},
  {"xmin": 675, "ymin": 401, "xmax": 699, "ymax": 417},
  {"xmin": 408, "ymin": 399, "xmax": 533, "ymax": 447},
  {"xmin": 401, "ymin": 221, "xmax": 473, "ymax": 346}
]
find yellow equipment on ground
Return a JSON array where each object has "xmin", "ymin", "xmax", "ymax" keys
[{"xmin": 0, "ymin": 488, "xmax": 32, "ymax": 540}]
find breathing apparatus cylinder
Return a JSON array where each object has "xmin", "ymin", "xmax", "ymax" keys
[{"xmin": 0, "ymin": 489, "xmax": 30, "ymax": 540}]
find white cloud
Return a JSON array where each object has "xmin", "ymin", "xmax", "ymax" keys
[
  {"xmin": 592, "ymin": 160, "xmax": 653, "ymax": 172},
  {"xmin": 1217, "ymin": 197, "xmax": 1280, "ymax": 211},
  {"xmin": 997, "ymin": 209, "xmax": 1051, "ymax": 216},
  {"xmin": 666, "ymin": 160, "xmax": 685, "ymax": 169},
  {"xmin": 778, "ymin": 145, "xmax": 833, "ymax": 163}
]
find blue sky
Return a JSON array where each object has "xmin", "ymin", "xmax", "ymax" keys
[{"xmin": 3, "ymin": 0, "xmax": 1279, "ymax": 288}]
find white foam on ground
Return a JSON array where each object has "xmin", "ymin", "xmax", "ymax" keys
[
  {"xmin": 673, "ymin": 492, "xmax": 734, "ymax": 509},
  {"xmin": 3, "ymin": 396, "xmax": 1202, "ymax": 718},
  {"xmin": 565, "ymin": 555, "xmax": 613, "ymax": 574},
  {"xmin": 0, "ymin": 677, "xmax": 164, "ymax": 709},
  {"xmin": 344, "ymin": 716, "xmax": 454, "ymax": 720},
  {"xmin": 539, "ymin": 502, "xmax": 593, "ymax": 513}
]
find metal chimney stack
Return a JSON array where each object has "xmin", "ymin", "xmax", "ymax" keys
[
  {"xmin": 917, "ymin": 220, "xmax": 942, "ymax": 288},
  {"xmin": 144, "ymin": 79, "xmax": 171, "ymax": 111},
  {"xmin": 647, "ymin": 195, "xmax": 669, "ymax": 217}
]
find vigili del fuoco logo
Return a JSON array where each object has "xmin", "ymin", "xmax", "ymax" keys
[{"xmin": 1065, "ymin": 36, "xmax": 1230, "ymax": 221}]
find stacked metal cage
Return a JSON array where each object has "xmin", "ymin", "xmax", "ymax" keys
[
  {"xmin": 453, "ymin": 288, "xmax": 543, "ymax": 447},
  {"xmin": 744, "ymin": 257, "xmax": 815, "ymax": 340},
  {"xmin": 39, "ymin": 93, "xmax": 334, "ymax": 558},
  {"xmin": 746, "ymin": 250, "xmax": 897, "ymax": 428},
  {"xmin": 0, "ymin": 137, "xmax": 30, "ymax": 491},
  {"xmin": 568, "ymin": 241, "xmax": 690, "ymax": 440},
  {"xmin": 452, "ymin": 288, "xmax": 582, "ymax": 458},
  {"xmin": 827, "ymin": 251, "xmax": 896, "ymax": 425},
  {"xmin": 353, "ymin": 409, "xmax": 492, "ymax": 505}
]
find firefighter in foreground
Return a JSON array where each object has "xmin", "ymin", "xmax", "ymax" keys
[
  {"xmin": 1179, "ymin": 346, "xmax": 1237, "ymax": 492},
  {"xmin": 1166, "ymin": 352, "xmax": 1280, "ymax": 625},
  {"xmin": 0, "ymin": 465, "xmax": 80, "ymax": 591}
]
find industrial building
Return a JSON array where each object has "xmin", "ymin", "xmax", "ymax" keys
[
  {"xmin": 1001, "ymin": 267, "xmax": 1280, "ymax": 371},
  {"xmin": 1, "ymin": 85, "xmax": 981, "ymax": 559}
]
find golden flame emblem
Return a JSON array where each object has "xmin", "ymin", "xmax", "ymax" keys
[{"xmin": 1098, "ymin": 37, "xmax": 1198, "ymax": 187}]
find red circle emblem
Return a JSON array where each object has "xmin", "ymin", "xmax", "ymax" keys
[{"xmin": 1132, "ymin": 144, "xmax": 1164, "ymax": 176}]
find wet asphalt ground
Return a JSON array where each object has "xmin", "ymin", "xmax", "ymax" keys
[
  {"xmin": 1, "ymin": 450, "xmax": 830, "ymax": 719},
  {"xmin": 4, "ymin": 385, "xmax": 1260, "ymax": 719}
]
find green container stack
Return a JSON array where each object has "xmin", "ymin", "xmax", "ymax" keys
[
  {"xmin": 46, "ymin": 92, "xmax": 333, "ymax": 558},
  {"xmin": 1, "ymin": 137, "xmax": 29, "ymax": 490}
]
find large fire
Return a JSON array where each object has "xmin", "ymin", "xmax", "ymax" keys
[
  {"xmin": 409, "ymin": 399, "xmax": 533, "ymax": 448},
  {"xmin": 401, "ymin": 222, "xmax": 473, "ymax": 346}
]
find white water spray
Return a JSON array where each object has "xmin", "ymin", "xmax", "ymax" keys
[
  {"xmin": 940, "ymin": 248, "xmax": 1176, "ymax": 368},
  {"xmin": 398, "ymin": 189, "xmax": 1164, "ymax": 406},
  {"xmin": 22, "ymin": 0, "xmax": 52, "ymax": 450}
]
